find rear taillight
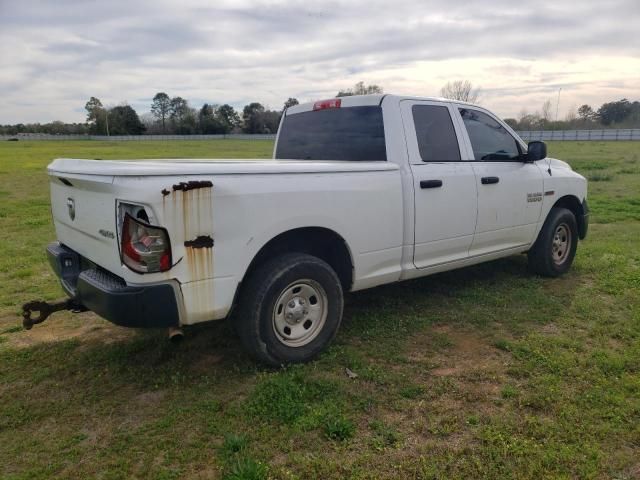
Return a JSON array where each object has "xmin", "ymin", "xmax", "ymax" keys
[
  {"xmin": 313, "ymin": 98, "xmax": 341, "ymax": 111},
  {"xmin": 120, "ymin": 213, "xmax": 172, "ymax": 273}
]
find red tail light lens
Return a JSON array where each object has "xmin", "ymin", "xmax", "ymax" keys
[
  {"xmin": 313, "ymin": 98, "xmax": 341, "ymax": 111},
  {"xmin": 121, "ymin": 213, "xmax": 172, "ymax": 273}
]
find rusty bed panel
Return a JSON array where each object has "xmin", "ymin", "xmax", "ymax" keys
[
  {"xmin": 161, "ymin": 181, "xmax": 215, "ymax": 278},
  {"xmin": 161, "ymin": 180, "xmax": 216, "ymax": 320}
]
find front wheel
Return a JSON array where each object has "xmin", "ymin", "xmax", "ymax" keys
[
  {"xmin": 236, "ymin": 253, "xmax": 344, "ymax": 366},
  {"xmin": 528, "ymin": 207, "xmax": 578, "ymax": 277}
]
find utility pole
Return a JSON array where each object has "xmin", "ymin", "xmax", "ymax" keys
[
  {"xmin": 555, "ymin": 87, "xmax": 562, "ymax": 122},
  {"xmin": 105, "ymin": 109, "xmax": 110, "ymax": 136}
]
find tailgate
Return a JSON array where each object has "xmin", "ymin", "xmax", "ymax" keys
[
  {"xmin": 48, "ymin": 159, "xmax": 218, "ymax": 288},
  {"xmin": 49, "ymin": 172, "xmax": 120, "ymax": 273}
]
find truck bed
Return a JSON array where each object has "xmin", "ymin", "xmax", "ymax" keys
[{"xmin": 48, "ymin": 157, "xmax": 404, "ymax": 324}]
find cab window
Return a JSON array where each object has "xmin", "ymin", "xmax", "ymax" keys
[
  {"xmin": 412, "ymin": 105, "xmax": 461, "ymax": 161},
  {"xmin": 459, "ymin": 108, "xmax": 521, "ymax": 161}
]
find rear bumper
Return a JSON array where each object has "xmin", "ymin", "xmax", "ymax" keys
[{"xmin": 47, "ymin": 242, "xmax": 180, "ymax": 328}]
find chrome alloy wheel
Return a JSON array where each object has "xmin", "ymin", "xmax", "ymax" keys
[
  {"xmin": 272, "ymin": 279, "xmax": 328, "ymax": 347},
  {"xmin": 552, "ymin": 223, "xmax": 571, "ymax": 265}
]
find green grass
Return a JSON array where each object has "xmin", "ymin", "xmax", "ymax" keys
[
  {"xmin": 587, "ymin": 172, "xmax": 614, "ymax": 182},
  {"xmin": 550, "ymin": 141, "xmax": 640, "ymax": 223},
  {"xmin": 0, "ymin": 140, "xmax": 639, "ymax": 479}
]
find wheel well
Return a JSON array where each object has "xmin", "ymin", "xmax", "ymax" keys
[
  {"xmin": 552, "ymin": 195, "xmax": 587, "ymax": 239},
  {"xmin": 553, "ymin": 195, "xmax": 581, "ymax": 215},
  {"xmin": 244, "ymin": 227, "xmax": 353, "ymax": 291}
]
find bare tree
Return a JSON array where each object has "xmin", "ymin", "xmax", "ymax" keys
[
  {"xmin": 139, "ymin": 112, "xmax": 161, "ymax": 134},
  {"xmin": 440, "ymin": 80, "xmax": 481, "ymax": 103},
  {"xmin": 541, "ymin": 99, "xmax": 553, "ymax": 122},
  {"xmin": 336, "ymin": 81, "xmax": 383, "ymax": 97},
  {"xmin": 517, "ymin": 108, "xmax": 543, "ymax": 130}
]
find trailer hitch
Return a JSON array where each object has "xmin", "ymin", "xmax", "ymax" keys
[{"xmin": 21, "ymin": 299, "xmax": 87, "ymax": 330}]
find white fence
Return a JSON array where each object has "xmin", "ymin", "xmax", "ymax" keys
[
  {"xmin": 517, "ymin": 129, "xmax": 640, "ymax": 141},
  {"xmin": 2, "ymin": 130, "xmax": 640, "ymax": 142},
  {"xmin": 0, "ymin": 133, "xmax": 277, "ymax": 141}
]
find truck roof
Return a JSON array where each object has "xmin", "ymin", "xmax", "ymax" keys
[{"xmin": 286, "ymin": 94, "xmax": 478, "ymax": 115}]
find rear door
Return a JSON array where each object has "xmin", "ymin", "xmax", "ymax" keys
[
  {"xmin": 400, "ymin": 100, "xmax": 478, "ymax": 269},
  {"xmin": 455, "ymin": 107, "xmax": 544, "ymax": 255}
]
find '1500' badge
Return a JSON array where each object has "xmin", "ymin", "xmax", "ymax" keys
[
  {"xmin": 66, "ymin": 197, "xmax": 75, "ymax": 220},
  {"xmin": 527, "ymin": 192, "xmax": 543, "ymax": 203}
]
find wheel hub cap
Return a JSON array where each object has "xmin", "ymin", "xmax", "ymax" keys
[
  {"xmin": 272, "ymin": 280, "xmax": 328, "ymax": 347},
  {"xmin": 552, "ymin": 223, "xmax": 571, "ymax": 265},
  {"xmin": 285, "ymin": 297, "xmax": 308, "ymax": 325}
]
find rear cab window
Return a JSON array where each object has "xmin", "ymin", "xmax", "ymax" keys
[{"xmin": 275, "ymin": 106, "xmax": 386, "ymax": 161}]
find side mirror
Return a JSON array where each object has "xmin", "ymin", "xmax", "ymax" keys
[{"xmin": 527, "ymin": 141, "xmax": 547, "ymax": 162}]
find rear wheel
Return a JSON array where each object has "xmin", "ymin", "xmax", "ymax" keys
[
  {"xmin": 236, "ymin": 253, "xmax": 344, "ymax": 366},
  {"xmin": 528, "ymin": 207, "xmax": 578, "ymax": 277}
]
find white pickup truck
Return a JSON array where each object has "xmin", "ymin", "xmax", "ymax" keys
[{"xmin": 27, "ymin": 94, "xmax": 588, "ymax": 365}]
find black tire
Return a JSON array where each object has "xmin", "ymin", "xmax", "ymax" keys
[
  {"xmin": 528, "ymin": 207, "xmax": 578, "ymax": 277},
  {"xmin": 236, "ymin": 253, "xmax": 344, "ymax": 366}
]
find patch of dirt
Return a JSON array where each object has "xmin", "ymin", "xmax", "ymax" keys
[
  {"xmin": 134, "ymin": 389, "xmax": 167, "ymax": 405},
  {"xmin": 190, "ymin": 353, "xmax": 225, "ymax": 375},
  {"xmin": 415, "ymin": 324, "xmax": 510, "ymax": 380},
  {"xmin": 542, "ymin": 270, "xmax": 586, "ymax": 295},
  {"xmin": 188, "ymin": 467, "xmax": 222, "ymax": 479},
  {"xmin": 627, "ymin": 462, "xmax": 640, "ymax": 479},
  {"xmin": 430, "ymin": 366, "xmax": 457, "ymax": 376},
  {"xmin": 540, "ymin": 322, "xmax": 560, "ymax": 334},
  {"xmin": 1, "ymin": 312, "xmax": 134, "ymax": 349},
  {"xmin": 363, "ymin": 323, "xmax": 513, "ymax": 458}
]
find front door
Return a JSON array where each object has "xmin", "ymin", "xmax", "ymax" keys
[
  {"xmin": 455, "ymin": 107, "xmax": 544, "ymax": 256},
  {"xmin": 401, "ymin": 100, "xmax": 478, "ymax": 269}
]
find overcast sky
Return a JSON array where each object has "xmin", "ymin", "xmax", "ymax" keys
[{"xmin": 1, "ymin": 0, "xmax": 639, "ymax": 124}]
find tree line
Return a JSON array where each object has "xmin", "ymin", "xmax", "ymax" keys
[
  {"xmin": 504, "ymin": 98, "xmax": 640, "ymax": 131},
  {"xmin": 0, "ymin": 82, "xmax": 383, "ymax": 136},
  {"xmin": 0, "ymin": 94, "xmax": 302, "ymax": 136},
  {"xmin": 82, "ymin": 94, "xmax": 300, "ymax": 136},
  {"xmin": 1, "ymin": 81, "xmax": 638, "ymax": 135},
  {"xmin": 439, "ymin": 81, "xmax": 640, "ymax": 130}
]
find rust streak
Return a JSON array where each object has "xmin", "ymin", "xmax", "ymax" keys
[
  {"xmin": 186, "ymin": 246, "xmax": 196, "ymax": 280},
  {"xmin": 184, "ymin": 236, "xmax": 214, "ymax": 249},
  {"xmin": 206, "ymin": 246, "xmax": 213, "ymax": 278},
  {"xmin": 172, "ymin": 180, "xmax": 213, "ymax": 192},
  {"xmin": 182, "ymin": 189, "xmax": 189, "ymax": 243},
  {"xmin": 197, "ymin": 188, "xmax": 202, "ymax": 232}
]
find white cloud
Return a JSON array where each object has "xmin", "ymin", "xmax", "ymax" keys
[{"xmin": 1, "ymin": 0, "xmax": 639, "ymax": 123}]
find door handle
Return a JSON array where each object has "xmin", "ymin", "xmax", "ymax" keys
[
  {"xmin": 481, "ymin": 176, "xmax": 500, "ymax": 185},
  {"xmin": 420, "ymin": 179, "xmax": 443, "ymax": 189}
]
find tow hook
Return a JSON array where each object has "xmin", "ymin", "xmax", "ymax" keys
[{"xmin": 21, "ymin": 299, "xmax": 87, "ymax": 330}]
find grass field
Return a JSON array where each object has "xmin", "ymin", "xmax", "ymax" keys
[{"xmin": 0, "ymin": 140, "xmax": 639, "ymax": 479}]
